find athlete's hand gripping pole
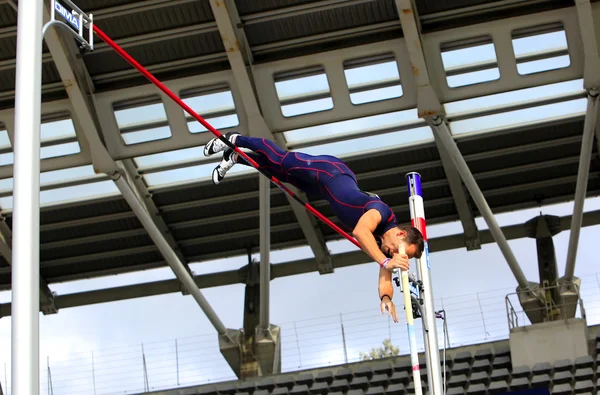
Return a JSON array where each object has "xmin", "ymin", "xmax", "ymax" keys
[{"xmin": 399, "ymin": 244, "xmax": 423, "ymax": 395}]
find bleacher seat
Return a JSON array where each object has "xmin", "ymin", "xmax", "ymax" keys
[
  {"xmin": 390, "ymin": 370, "xmax": 410, "ymax": 385},
  {"xmin": 553, "ymin": 370, "xmax": 573, "ymax": 385},
  {"xmin": 552, "ymin": 383, "xmax": 573, "ymax": 395},
  {"xmin": 531, "ymin": 373, "xmax": 552, "ymax": 388},
  {"xmin": 257, "ymin": 378, "xmax": 276, "ymax": 392},
  {"xmin": 574, "ymin": 380, "xmax": 595, "ymax": 394},
  {"xmin": 295, "ymin": 373, "xmax": 313, "ymax": 386},
  {"xmin": 452, "ymin": 362, "xmax": 471, "ymax": 375},
  {"xmin": 509, "ymin": 377, "xmax": 530, "ymax": 391},
  {"xmin": 554, "ymin": 359, "xmax": 574, "ymax": 373},
  {"xmin": 386, "ymin": 383, "xmax": 405, "ymax": 395},
  {"xmin": 354, "ymin": 365, "xmax": 373, "ymax": 379},
  {"xmin": 575, "ymin": 355, "xmax": 595, "ymax": 369},
  {"xmin": 475, "ymin": 348, "xmax": 494, "ymax": 361},
  {"xmin": 575, "ymin": 367, "xmax": 595, "ymax": 381},
  {"xmin": 335, "ymin": 367, "xmax": 353, "ymax": 381},
  {"xmin": 490, "ymin": 368, "xmax": 510, "ymax": 382},
  {"xmin": 254, "ymin": 390, "xmax": 270, "ymax": 395},
  {"xmin": 372, "ymin": 361, "xmax": 394, "ymax": 376},
  {"xmin": 365, "ymin": 386, "xmax": 384, "ymax": 395},
  {"xmin": 347, "ymin": 390, "xmax": 365, "ymax": 395},
  {"xmin": 488, "ymin": 380, "xmax": 509, "ymax": 394},
  {"xmin": 446, "ymin": 387, "xmax": 466, "ymax": 395},
  {"xmin": 447, "ymin": 374, "xmax": 468, "ymax": 389},
  {"xmin": 330, "ymin": 379, "xmax": 350, "ymax": 392},
  {"xmin": 369, "ymin": 373, "xmax": 389, "ymax": 388},
  {"xmin": 470, "ymin": 371, "xmax": 490, "ymax": 385},
  {"xmin": 217, "ymin": 382, "xmax": 237, "ymax": 394},
  {"xmin": 472, "ymin": 358, "xmax": 493, "ymax": 373},
  {"xmin": 533, "ymin": 362, "xmax": 553, "ymax": 376},
  {"xmin": 454, "ymin": 351, "xmax": 473, "ymax": 364},
  {"xmin": 492, "ymin": 355, "xmax": 511, "ymax": 369},
  {"xmin": 272, "ymin": 387, "xmax": 290, "ymax": 395},
  {"xmin": 349, "ymin": 376, "xmax": 369, "ymax": 390},
  {"xmin": 466, "ymin": 383, "xmax": 487, "ymax": 394},
  {"xmin": 309, "ymin": 381, "xmax": 328, "ymax": 394},
  {"xmin": 511, "ymin": 365, "xmax": 531, "ymax": 379},
  {"xmin": 314, "ymin": 371, "xmax": 334, "ymax": 385},
  {"xmin": 290, "ymin": 384, "xmax": 309, "ymax": 395}
]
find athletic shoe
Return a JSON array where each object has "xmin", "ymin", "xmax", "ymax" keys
[
  {"xmin": 212, "ymin": 149, "xmax": 235, "ymax": 185},
  {"xmin": 203, "ymin": 132, "xmax": 240, "ymax": 157}
]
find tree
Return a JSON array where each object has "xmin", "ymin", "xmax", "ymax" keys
[{"xmin": 359, "ymin": 338, "xmax": 400, "ymax": 360}]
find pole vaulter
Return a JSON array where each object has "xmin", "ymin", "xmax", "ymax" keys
[{"xmin": 93, "ymin": 23, "xmax": 438, "ymax": 394}]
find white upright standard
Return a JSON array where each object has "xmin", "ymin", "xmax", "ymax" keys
[
  {"xmin": 12, "ymin": 0, "xmax": 44, "ymax": 393},
  {"xmin": 406, "ymin": 172, "xmax": 443, "ymax": 394}
]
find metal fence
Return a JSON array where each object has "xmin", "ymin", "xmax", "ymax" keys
[{"xmin": 2, "ymin": 272, "xmax": 600, "ymax": 395}]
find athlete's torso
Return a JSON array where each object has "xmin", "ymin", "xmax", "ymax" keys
[{"xmin": 280, "ymin": 153, "xmax": 398, "ymax": 236}]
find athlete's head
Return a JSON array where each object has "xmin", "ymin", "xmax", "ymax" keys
[{"xmin": 380, "ymin": 226, "xmax": 424, "ymax": 259}]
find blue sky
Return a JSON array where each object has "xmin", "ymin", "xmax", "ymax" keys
[{"xmin": 0, "ymin": 24, "xmax": 599, "ymax": 394}]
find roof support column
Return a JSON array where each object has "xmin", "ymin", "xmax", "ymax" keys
[{"xmin": 563, "ymin": 0, "xmax": 600, "ymax": 283}]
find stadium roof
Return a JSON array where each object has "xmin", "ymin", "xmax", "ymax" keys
[{"xmin": 0, "ymin": 0, "xmax": 598, "ymax": 316}]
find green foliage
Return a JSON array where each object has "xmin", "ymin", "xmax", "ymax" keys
[{"xmin": 359, "ymin": 338, "xmax": 400, "ymax": 361}]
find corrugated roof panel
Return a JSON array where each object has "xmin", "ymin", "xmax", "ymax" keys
[
  {"xmin": 40, "ymin": 217, "xmax": 141, "ymax": 244},
  {"xmin": 38, "ymin": 197, "xmax": 131, "ymax": 225},
  {"xmin": 416, "ymin": 0, "xmax": 505, "ymax": 14},
  {"xmin": 41, "ymin": 62, "xmax": 62, "ymax": 85},
  {"xmin": 0, "ymin": 4, "xmax": 16, "ymax": 28},
  {"xmin": 41, "ymin": 249, "xmax": 165, "ymax": 281},
  {"xmin": 41, "ymin": 234, "xmax": 154, "ymax": 261},
  {"xmin": 85, "ymin": 31, "xmax": 224, "ymax": 75},
  {"xmin": 152, "ymin": 176, "xmax": 259, "ymax": 206},
  {"xmin": 235, "ymin": 0, "xmax": 315, "ymax": 15},
  {"xmin": 93, "ymin": 1, "xmax": 215, "ymax": 40},
  {"xmin": 245, "ymin": 0, "xmax": 397, "ymax": 46},
  {"xmin": 77, "ymin": 0, "xmax": 135, "ymax": 10},
  {"xmin": 0, "ymin": 36, "xmax": 16, "ymax": 62}
]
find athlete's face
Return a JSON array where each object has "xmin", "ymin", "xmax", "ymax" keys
[{"xmin": 381, "ymin": 230, "xmax": 419, "ymax": 259}]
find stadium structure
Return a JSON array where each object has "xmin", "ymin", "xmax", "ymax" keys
[{"xmin": 0, "ymin": 0, "xmax": 599, "ymax": 394}]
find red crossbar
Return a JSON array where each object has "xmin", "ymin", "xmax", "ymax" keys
[{"xmin": 93, "ymin": 25, "xmax": 363, "ymax": 251}]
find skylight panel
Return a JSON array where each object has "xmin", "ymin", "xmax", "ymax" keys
[
  {"xmin": 450, "ymin": 97, "xmax": 586, "ymax": 135},
  {"xmin": 40, "ymin": 115, "xmax": 81, "ymax": 159},
  {"xmin": 275, "ymin": 66, "xmax": 334, "ymax": 117},
  {"xmin": 180, "ymin": 86, "xmax": 239, "ymax": 134},
  {"xmin": 296, "ymin": 126, "xmax": 433, "ymax": 158},
  {"xmin": 0, "ymin": 126, "xmax": 12, "ymax": 167},
  {"xmin": 343, "ymin": 53, "xmax": 403, "ymax": 105},
  {"xmin": 113, "ymin": 96, "xmax": 171, "ymax": 145},
  {"xmin": 512, "ymin": 23, "xmax": 570, "ymax": 75},
  {"xmin": 283, "ymin": 109, "xmax": 421, "ymax": 146},
  {"xmin": 441, "ymin": 35, "xmax": 500, "ymax": 88}
]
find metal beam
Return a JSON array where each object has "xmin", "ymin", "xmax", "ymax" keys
[
  {"xmin": 2, "ymin": 209, "xmax": 598, "ymax": 318},
  {"xmin": 434, "ymin": 140, "xmax": 481, "ymax": 250},
  {"xmin": 209, "ymin": 0, "xmax": 333, "ymax": 276}
]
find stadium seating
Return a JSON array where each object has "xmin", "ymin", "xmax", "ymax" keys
[{"xmin": 143, "ymin": 329, "xmax": 600, "ymax": 395}]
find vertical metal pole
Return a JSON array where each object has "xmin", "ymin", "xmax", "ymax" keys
[
  {"xmin": 564, "ymin": 93, "xmax": 598, "ymax": 281},
  {"xmin": 12, "ymin": 0, "xmax": 43, "ymax": 393},
  {"xmin": 406, "ymin": 172, "xmax": 443, "ymax": 395},
  {"xmin": 92, "ymin": 351, "xmax": 96, "ymax": 395},
  {"xmin": 476, "ymin": 293, "xmax": 489, "ymax": 339},
  {"xmin": 175, "ymin": 339, "xmax": 180, "ymax": 386},
  {"xmin": 259, "ymin": 176, "xmax": 271, "ymax": 329},
  {"xmin": 340, "ymin": 314, "xmax": 348, "ymax": 364},
  {"xmin": 293, "ymin": 322, "xmax": 302, "ymax": 368}
]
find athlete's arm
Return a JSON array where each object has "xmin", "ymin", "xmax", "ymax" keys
[
  {"xmin": 352, "ymin": 209, "xmax": 388, "ymax": 266},
  {"xmin": 379, "ymin": 266, "xmax": 398, "ymax": 322}
]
